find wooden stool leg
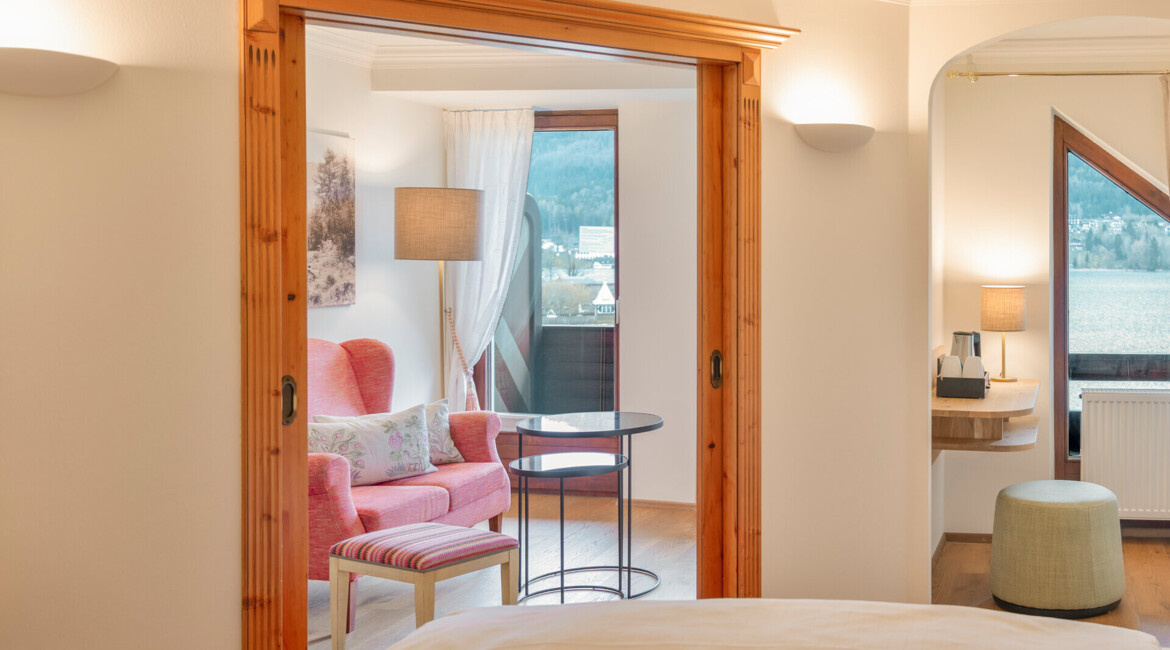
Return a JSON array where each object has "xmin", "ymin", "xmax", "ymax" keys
[
  {"xmin": 501, "ymin": 549, "xmax": 519, "ymax": 605},
  {"xmin": 488, "ymin": 513, "xmax": 503, "ymax": 533},
  {"xmin": 346, "ymin": 580, "xmax": 358, "ymax": 634},
  {"xmin": 414, "ymin": 575, "xmax": 436, "ymax": 628},
  {"xmin": 330, "ymin": 558, "xmax": 351, "ymax": 650}
]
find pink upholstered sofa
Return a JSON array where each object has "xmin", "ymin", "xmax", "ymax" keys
[{"xmin": 307, "ymin": 338, "xmax": 510, "ymax": 587}]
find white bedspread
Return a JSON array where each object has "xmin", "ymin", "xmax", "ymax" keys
[{"xmin": 390, "ymin": 598, "xmax": 1160, "ymax": 649}]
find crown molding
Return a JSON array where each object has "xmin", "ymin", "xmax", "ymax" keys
[
  {"xmin": 971, "ymin": 35, "xmax": 1170, "ymax": 68},
  {"xmin": 305, "ymin": 27, "xmax": 376, "ymax": 67},
  {"xmin": 306, "ymin": 27, "xmax": 677, "ymax": 71},
  {"xmin": 876, "ymin": 0, "xmax": 1075, "ymax": 5},
  {"xmin": 367, "ymin": 44, "xmax": 601, "ymax": 70}
]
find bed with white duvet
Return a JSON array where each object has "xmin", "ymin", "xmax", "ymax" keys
[{"xmin": 390, "ymin": 598, "xmax": 1160, "ymax": 649}]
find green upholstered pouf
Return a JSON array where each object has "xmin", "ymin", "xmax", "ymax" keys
[{"xmin": 990, "ymin": 480, "xmax": 1125, "ymax": 618}]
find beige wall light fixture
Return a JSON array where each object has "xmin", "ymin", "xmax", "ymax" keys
[
  {"xmin": 794, "ymin": 122, "xmax": 875, "ymax": 153},
  {"xmin": 0, "ymin": 48, "xmax": 118, "ymax": 96},
  {"xmin": 981, "ymin": 285, "xmax": 1026, "ymax": 383}
]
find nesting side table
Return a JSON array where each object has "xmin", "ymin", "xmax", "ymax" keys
[{"xmin": 513, "ymin": 411, "xmax": 664, "ymax": 601}]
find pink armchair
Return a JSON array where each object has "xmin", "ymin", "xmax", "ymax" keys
[{"xmin": 307, "ymin": 338, "xmax": 510, "ymax": 591}]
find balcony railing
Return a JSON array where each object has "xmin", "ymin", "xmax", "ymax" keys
[{"xmin": 1070, "ymin": 353, "xmax": 1170, "ymax": 381}]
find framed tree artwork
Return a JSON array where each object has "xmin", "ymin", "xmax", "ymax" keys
[{"xmin": 306, "ymin": 130, "xmax": 356, "ymax": 307}]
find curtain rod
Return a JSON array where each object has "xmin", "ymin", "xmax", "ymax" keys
[{"xmin": 947, "ymin": 69, "xmax": 1170, "ymax": 83}]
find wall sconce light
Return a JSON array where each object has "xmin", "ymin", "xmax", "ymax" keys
[
  {"xmin": 0, "ymin": 47, "xmax": 118, "ymax": 96},
  {"xmin": 794, "ymin": 123, "xmax": 875, "ymax": 153}
]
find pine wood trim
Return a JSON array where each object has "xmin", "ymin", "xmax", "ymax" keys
[
  {"xmin": 240, "ymin": 24, "xmax": 283, "ymax": 649},
  {"xmin": 278, "ymin": 13, "xmax": 308, "ymax": 650},
  {"xmin": 243, "ymin": 1, "xmax": 782, "ymax": 644},
  {"xmin": 246, "ymin": 0, "xmax": 280, "ymax": 32},
  {"xmin": 291, "ymin": 0, "xmax": 796, "ymax": 62},
  {"xmin": 1052, "ymin": 116, "xmax": 1170, "ymax": 481},
  {"xmin": 696, "ymin": 61, "xmax": 727, "ymax": 600},
  {"xmin": 720, "ymin": 62, "xmax": 741, "ymax": 599},
  {"xmin": 742, "ymin": 49, "xmax": 761, "ymax": 87},
  {"xmin": 736, "ymin": 76, "xmax": 762, "ymax": 598}
]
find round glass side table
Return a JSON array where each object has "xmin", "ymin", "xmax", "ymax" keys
[
  {"xmin": 513, "ymin": 412, "xmax": 664, "ymax": 601},
  {"xmin": 509, "ymin": 451, "xmax": 629, "ymax": 603}
]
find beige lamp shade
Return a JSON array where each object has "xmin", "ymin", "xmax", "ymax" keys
[
  {"xmin": 394, "ymin": 188, "xmax": 484, "ymax": 261},
  {"xmin": 981, "ymin": 285, "xmax": 1026, "ymax": 332}
]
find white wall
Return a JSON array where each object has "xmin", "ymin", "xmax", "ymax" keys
[
  {"xmin": 306, "ymin": 54, "xmax": 446, "ymax": 409},
  {"xmin": 17, "ymin": 1, "xmax": 1170, "ymax": 645},
  {"xmin": 761, "ymin": 0, "xmax": 929, "ymax": 603},
  {"xmin": 0, "ymin": 0, "xmax": 240, "ymax": 647},
  {"xmin": 930, "ymin": 83, "xmax": 949, "ymax": 556},
  {"xmin": 931, "ymin": 454, "xmax": 946, "ymax": 553},
  {"xmin": 618, "ymin": 100, "xmax": 698, "ymax": 504},
  {"xmin": 940, "ymin": 74, "xmax": 1167, "ymax": 533},
  {"xmin": 619, "ymin": 0, "xmax": 931, "ymax": 602}
]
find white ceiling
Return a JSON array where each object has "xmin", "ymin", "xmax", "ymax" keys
[
  {"xmin": 306, "ymin": 25, "xmax": 692, "ymax": 72},
  {"xmin": 305, "ymin": 24, "xmax": 695, "ymax": 106},
  {"xmin": 376, "ymin": 88, "xmax": 694, "ymax": 111}
]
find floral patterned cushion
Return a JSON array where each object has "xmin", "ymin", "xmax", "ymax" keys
[
  {"xmin": 423, "ymin": 399, "xmax": 464, "ymax": 464},
  {"xmin": 308, "ymin": 404, "xmax": 436, "ymax": 486},
  {"xmin": 315, "ymin": 400, "xmax": 464, "ymax": 465}
]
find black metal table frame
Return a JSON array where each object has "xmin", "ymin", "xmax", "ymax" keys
[{"xmin": 514, "ymin": 413, "xmax": 664, "ymax": 603}]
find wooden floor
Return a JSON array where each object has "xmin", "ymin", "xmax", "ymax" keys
[
  {"xmin": 308, "ymin": 494, "xmax": 696, "ymax": 649},
  {"xmin": 933, "ymin": 537, "xmax": 1170, "ymax": 646}
]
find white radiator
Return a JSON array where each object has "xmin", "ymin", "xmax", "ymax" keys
[{"xmin": 1082, "ymin": 389, "xmax": 1170, "ymax": 520}]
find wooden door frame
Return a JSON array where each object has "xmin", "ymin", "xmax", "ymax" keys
[{"xmin": 240, "ymin": 1, "xmax": 794, "ymax": 646}]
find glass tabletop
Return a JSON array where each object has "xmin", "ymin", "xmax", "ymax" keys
[
  {"xmin": 508, "ymin": 451, "xmax": 629, "ymax": 478},
  {"xmin": 516, "ymin": 411, "xmax": 663, "ymax": 438}
]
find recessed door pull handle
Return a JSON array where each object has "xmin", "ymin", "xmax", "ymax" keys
[
  {"xmin": 281, "ymin": 375, "xmax": 297, "ymax": 425},
  {"xmin": 710, "ymin": 349, "xmax": 723, "ymax": 389}
]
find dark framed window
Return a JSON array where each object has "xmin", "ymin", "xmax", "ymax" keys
[{"xmin": 1053, "ymin": 116, "xmax": 1170, "ymax": 480}]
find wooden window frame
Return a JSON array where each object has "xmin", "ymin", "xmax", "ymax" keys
[
  {"xmin": 1052, "ymin": 115, "xmax": 1170, "ymax": 480},
  {"xmin": 240, "ymin": 2, "xmax": 794, "ymax": 646}
]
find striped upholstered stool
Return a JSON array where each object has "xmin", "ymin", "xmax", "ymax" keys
[{"xmin": 329, "ymin": 523, "xmax": 519, "ymax": 647}]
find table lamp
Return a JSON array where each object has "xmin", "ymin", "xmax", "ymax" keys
[
  {"xmin": 394, "ymin": 188, "xmax": 484, "ymax": 388},
  {"xmin": 981, "ymin": 285, "xmax": 1026, "ymax": 383}
]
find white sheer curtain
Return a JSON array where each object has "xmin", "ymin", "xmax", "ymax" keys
[{"xmin": 443, "ymin": 108, "xmax": 534, "ymax": 411}]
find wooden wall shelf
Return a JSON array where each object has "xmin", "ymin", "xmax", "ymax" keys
[
  {"xmin": 932, "ymin": 379, "xmax": 1039, "ymax": 455},
  {"xmin": 932, "ymin": 417, "xmax": 1038, "ymax": 452}
]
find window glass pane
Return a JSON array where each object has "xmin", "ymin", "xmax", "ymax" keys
[
  {"xmin": 491, "ymin": 128, "xmax": 617, "ymax": 415},
  {"xmin": 1066, "ymin": 152, "xmax": 1170, "ymax": 453},
  {"xmin": 528, "ymin": 130, "xmax": 616, "ymax": 326}
]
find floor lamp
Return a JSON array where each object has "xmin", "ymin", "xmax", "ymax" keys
[{"xmin": 394, "ymin": 187, "xmax": 485, "ymax": 397}]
